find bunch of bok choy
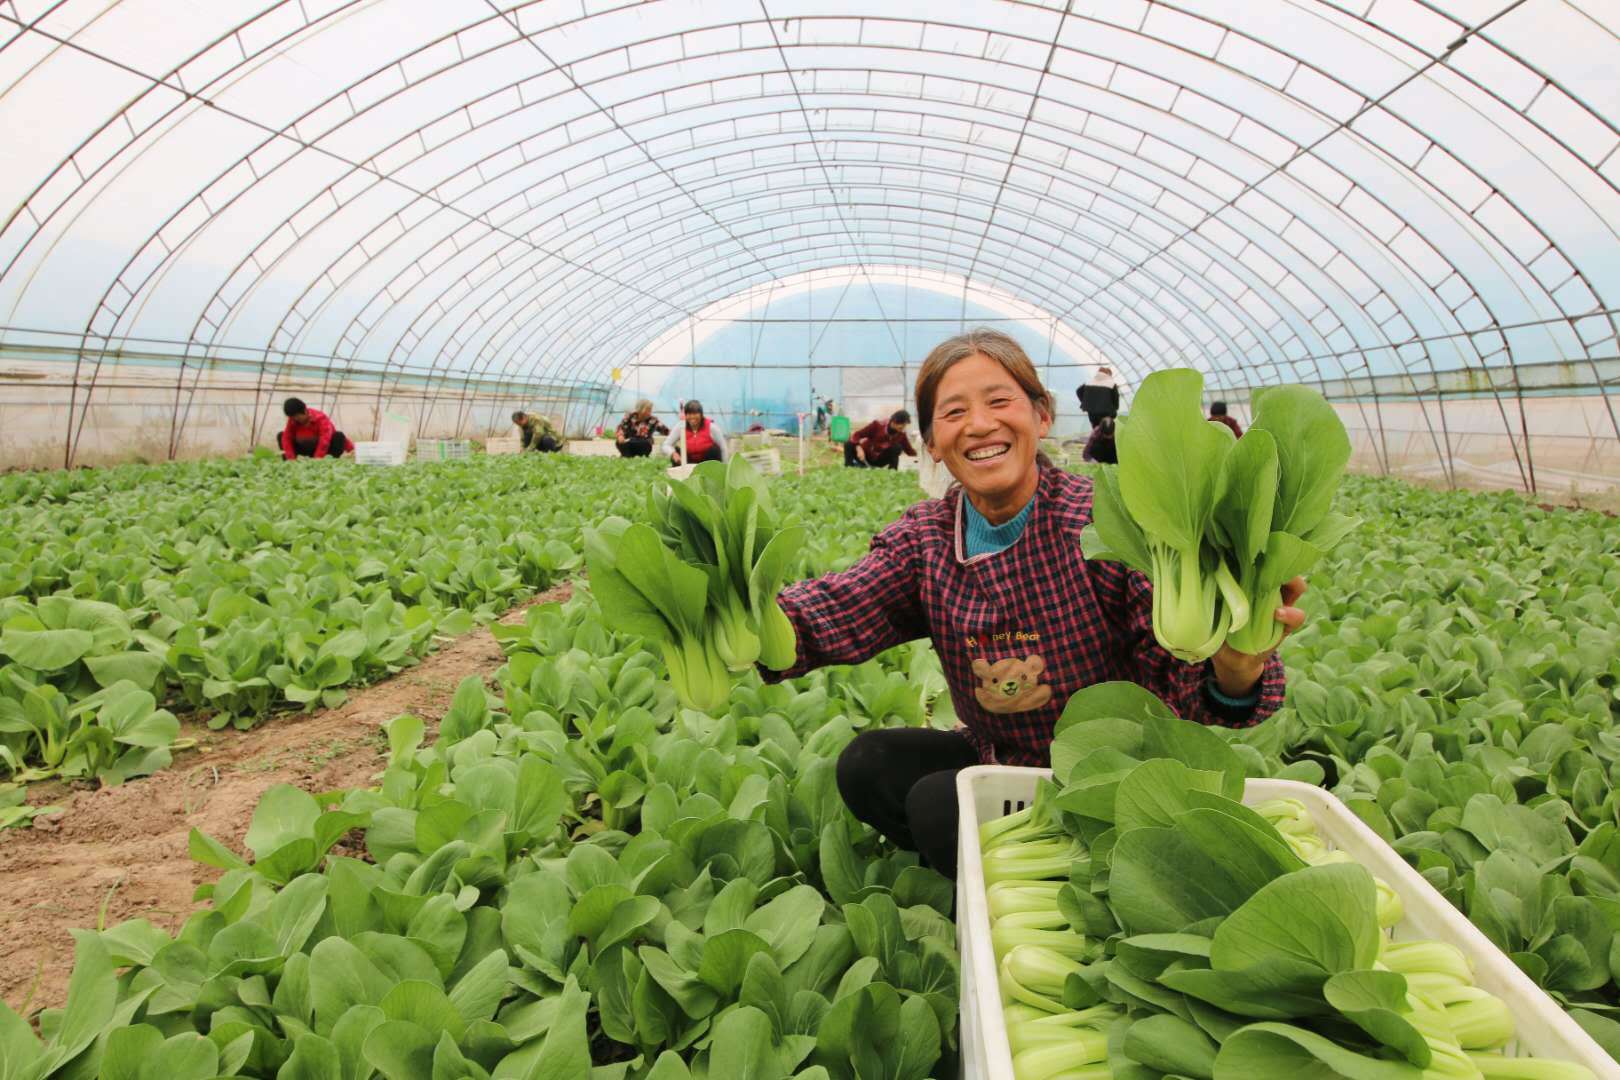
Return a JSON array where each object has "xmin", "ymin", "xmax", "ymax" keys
[
  {"xmin": 975, "ymin": 698, "xmax": 1598, "ymax": 1080},
  {"xmin": 585, "ymin": 455, "xmax": 806, "ymax": 712},
  {"xmin": 1079, "ymin": 368, "xmax": 1358, "ymax": 661}
]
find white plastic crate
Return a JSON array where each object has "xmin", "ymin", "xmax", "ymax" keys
[
  {"xmin": 739, "ymin": 448, "xmax": 782, "ymax": 476},
  {"xmin": 484, "ymin": 436, "xmax": 522, "ymax": 456},
  {"xmin": 351, "ymin": 440, "xmax": 407, "ymax": 466},
  {"xmin": 955, "ymin": 765, "xmax": 1620, "ymax": 1080},
  {"xmin": 418, "ymin": 438, "xmax": 470, "ymax": 461}
]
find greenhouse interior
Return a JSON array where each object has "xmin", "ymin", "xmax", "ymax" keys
[{"xmin": 3, "ymin": 2, "xmax": 1620, "ymax": 1078}]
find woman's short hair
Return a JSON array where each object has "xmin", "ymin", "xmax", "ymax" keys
[
  {"xmin": 633, "ymin": 399, "xmax": 654, "ymax": 415},
  {"xmin": 283, "ymin": 398, "xmax": 307, "ymax": 417},
  {"xmin": 913, "ymin": 328, "xmax": 1054, "ymax": 445},
  {"xmin": 511, "ymin": 410, "xmax": 526, "ymax": 422},
  {"xmin": 683, "ymin": 400, "xmax": 704, "ymax": 416}
]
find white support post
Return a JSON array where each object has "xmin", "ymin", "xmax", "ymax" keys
[{"xmin": 796, "ymin": 412, "xmax": 807, "ymax": 476}]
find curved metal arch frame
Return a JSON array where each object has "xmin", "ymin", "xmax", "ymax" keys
[
  {"xmin": 25, "ymin": 2, "xmax": 1620, "ymax": 380},
  {"xmin": 249, "ymin": 64, "xmax": 1516, "ymax": 420},
  {"xmin": 454, "ymin": 153, "xmax": 1347, "ymax": 389},
  {"xmin": 208, "ymin": 22, "xmax": 1574, "ymax": 388},
  {"xmin": 373, "ymin": 124, "xmax": 1347, "ymax": 392},
  {"xmin": 38, "ymin": 5, "xmax": 1574, "ymax": 372},
  {"xmin": 50, "ymin": 8, "xmax": 1594, "ymax": 401},
  {"xmin": 414, "ymin": 178, "xmax": 1322, "ymax": 423},
  {"xmin": 0, "ymin": 1, "xmax": 1613, "ymax": 472},
  {"xmin": 13, "ymin": 2, "xmax": 693, "ymax": 460},
  {"xmin": 252, "ymin": 42, "xmax": 1607, "ymax": 453},
  {"xmin": 439, "ymin": 117, "xmax": 1502, "ymax": 459},
  {"xmin": 479, "ymin": 217, "xmax": 1411, "ymax": 469}
]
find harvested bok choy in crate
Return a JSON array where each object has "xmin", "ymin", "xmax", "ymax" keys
[{"xmin": 955, "ymin": 685, "xmax": 1616, "ymax": 1080}]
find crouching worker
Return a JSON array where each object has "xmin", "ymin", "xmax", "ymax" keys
[
  {"xmin": 844, "ymin": 409, "xmax": 917, "ymax": 469},
  {"xmin": 280, "ymin": 398, "xmax": 350, "ymax": 459},
  {"xmin": 763, "ymin": 329, "xmax": 1309, "ymax": 877},
  {"xmin": 616, "ymin": 400, "xmax": 669, "ymax": 458},
  {"xmin": 513, "ymin": 411, "xmax": 561, "ymax": 452},
  {"xmin": 663, "ymin": 400, "xmax": 726, "ymax": 465}
]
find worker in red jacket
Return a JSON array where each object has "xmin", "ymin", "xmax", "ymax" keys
[
  {"xmin": 766, "ymin": 330, "xmax": 1309, "ymax": 877},
  {"xmin": 844, "ymin": 410, "xmax": 917, "ymax": 469},
  {"xmin": 1208, "ymin": 400, "xmax": 1243, "ymax": 438},
  {"xmin": 280, "ymin": 398, "xmax": 350, "ymax": 459}
]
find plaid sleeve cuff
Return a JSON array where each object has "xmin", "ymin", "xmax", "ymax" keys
[
  {"xmin": 1197, "ymin": 652, "xmax": 1286, "ymax": 729},
  {"xmin": 1202, "ymin": 675, "xmax": 1258, "ymax": 725}
]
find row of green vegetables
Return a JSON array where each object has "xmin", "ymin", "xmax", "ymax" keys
[
  {"xmin": 977, "ymin": 683, "xmax": 1597, "ymax": 1078},
  {"xmin": 1, "ymin": 585, "xmax": 964, "ymax": 1080},
  {"xmin": 1245, "ymin": 475, "xmax": 1620, "ymax": 1057},
  {"xmin": 8, "ymin": 447, "xmax": 1620, "ymax": 1071},
  {"xmin": 0, "ymin": 458, "xmax": 910, "ymax": 810}
]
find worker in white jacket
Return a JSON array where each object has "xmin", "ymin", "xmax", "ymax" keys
[{"xmin": 661, "ymin": 400, "xmax": 728, "ymax": 465}]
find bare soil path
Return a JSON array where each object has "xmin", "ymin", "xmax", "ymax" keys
[{"xmin": 0, "ymin": 583, "xmax": 570, "ymax": 1014}]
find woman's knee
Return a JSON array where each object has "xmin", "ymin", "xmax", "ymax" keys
[{"xmin": 835, "ymin": 730, "xmax": 890, "ymax": 804}]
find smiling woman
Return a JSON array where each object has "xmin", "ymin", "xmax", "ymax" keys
[
  {"xmin": 914, "ymin": 333, "xmax": 1055, "ymax": 524},
  {"xmin": 765, "ymin": 328, "xmax": 1307, "ymax": 878}
]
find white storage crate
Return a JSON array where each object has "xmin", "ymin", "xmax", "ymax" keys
[
  {"xmin": 351, "ymin": 440, "xmax": 407, "ymax": 466},
  {"xmin": 566, "ymin": 439, "xmax": 619, "ymax": 457},
  {"xmin": 739, "ymin": 448, "xmax": 782, "ymax": 476},
  {"xmin": 418, "ymin": 438, "xmax": 470, "ymax": 461},
  {"xmin": 955, "ymin": 765, "xmax": 1620, "ymax": 1080},
  {"xmin": 484, "ymin": 436, "xmax": 522, "ymax": 456}
]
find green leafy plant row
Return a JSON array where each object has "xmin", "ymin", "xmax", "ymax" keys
[
  {"xmin": 1238, "ymin": 477, "xmax": 1620, "ymax": 1057},
  {"xmin": 0, "ymin": 456, "xmax": 666, "ymax": 793},
  {"xmin": 1, "ymin": 557, "xmax": 964, "ymax": 1079}
]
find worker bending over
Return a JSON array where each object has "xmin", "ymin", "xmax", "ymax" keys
[{"xmin": 280, "ymin": 398, "xmax": 350, "ymax": 459}]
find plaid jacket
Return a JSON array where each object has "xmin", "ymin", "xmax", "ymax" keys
[
  {"xmin": 774, "ymin": 465, "xmax": 1285, "ymax": 766},
  {"xmin": 851, "ymin": 419, "xmax": 917, "ymax": 459}
]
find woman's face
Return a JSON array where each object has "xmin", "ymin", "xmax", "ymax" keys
[
  {"xmin": 927, "ymin": 353, "xmax": 1050, "ymax": 507},
  {"xmin": 685, "ymin": 411, "xmax": 702, "ymax": 429}
]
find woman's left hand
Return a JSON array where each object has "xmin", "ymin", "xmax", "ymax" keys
[{"xmin": 1209, "ymin": 577, "xmax": 1308, "ymax": 697}]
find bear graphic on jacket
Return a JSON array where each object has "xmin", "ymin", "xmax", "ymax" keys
[{"xmin": 970, "ymin": 654, "xmax": 1052, "ymax": 713}]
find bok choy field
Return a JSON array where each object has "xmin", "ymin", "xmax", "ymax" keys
[{"xmin": 2, "ymin": 456, "xmax": 1619, "ymax": 1078}]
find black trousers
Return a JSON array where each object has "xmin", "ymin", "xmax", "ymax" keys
[
  {"xmin": 618, "ymin": 438, "xmax": 652, "ymax": 458},
  {"xmin": 282, "ymin": 431, "xmax": 349, "ymax": 458},
  {"xmin": 844, "ymin": 442, "xmax": 902, "ymax": 469},
  {"xmin": 835, "ymin": 728, "xmax": 979, "ymax": 878},
  {"xmin": 525, "ymin": 435, "xmax": 561, "ymax": 452},
  {"xmin": 673, "ymin": 445, "xmax": 722, "ymax": 465}
]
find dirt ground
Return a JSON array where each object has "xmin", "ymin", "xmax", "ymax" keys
[{"xmin": 0, "ymin": 583, "xmax": 571, "ymax": 1015}]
